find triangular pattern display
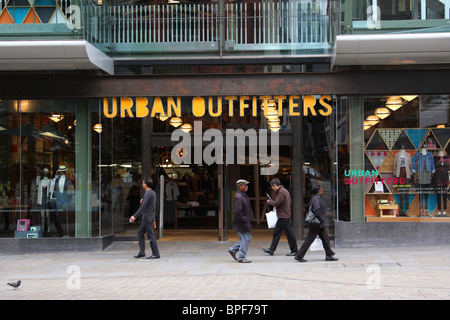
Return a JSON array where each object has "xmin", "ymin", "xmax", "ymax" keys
[
  {"xmin": 378, "ymin": 129, "xmax": 401, "ymax": 149},
  {"xmin": 23, "ymin": 7, "xmax": 41, "ymax": 23},
  {"xmin": 404, "ymin": 129, "xmax": 428, "ymax": 149},
  {"xmin": 392, "ymin": 130, "xmax": 415, "ymax": 150},
  {"xmin": 0, "ymin": 8, "xmax": 15, "ymax": 23},
  {"xmin": 378, "ymin": 151, "xmax": 395, "ymax": 173},
  {"xmin": 366, "ymin": 130, "xmax": 388, "ymax": 150},
  {"xmin": 366, "ymin": 150, "xmax": 388, "ymax": 171},
  {"xmin": 431, "ymin": 128, "xmax": 450, "ymax": 150}
]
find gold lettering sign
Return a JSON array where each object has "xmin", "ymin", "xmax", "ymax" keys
[{"xmin": 103, "ymin": 95, "xmax": 332, "ymax": 118}]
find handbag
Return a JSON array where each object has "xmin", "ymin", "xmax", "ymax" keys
[
  {"xmin": 265, "ymin": 208, "xmax": 278, "ymax": 229},
  {"xmin": 305, "ymin": 206, "xmax": 321, "ymax": 227}
]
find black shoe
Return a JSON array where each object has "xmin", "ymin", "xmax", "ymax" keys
[
  {"xmin": 294, "ymin": 256, "xmax": 307, "ymax": 262},
  {"xmin": 134, "ymin": 254, "xmax": 145, "ymax": 259},
  {"xmin": 262, "ymin": 248, "xmax": 274, "ymax": 256},
  {"xmin": 286, "ymin": 252, "xmax": 297, "ymax": 256},
  {"xmin": 147, "ymin": 255, "xmax": 160, "ymax": 259},
  {"xmin": 228, "ymin": 250, "xmax": 237, "ymax": 261},
  {"xmin": 325, "ymin": 255, "xmax": 339, "ymax": 261}
]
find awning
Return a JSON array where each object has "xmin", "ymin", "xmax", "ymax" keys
[
  {"xmin": 0, "ymin": 40, "xmax": 114, "ymax": 74},
  {"xmin": 332, "ymin": 32, "xmax": 450, "ymax": 67}
]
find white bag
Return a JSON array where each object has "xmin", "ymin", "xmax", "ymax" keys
[
  {"xmin": 265, "ymin": 209, "xmax": 278, "ymax": 229},
  {"xmin": 309, "ymin": 236, "xmax": 323, "ymax": 251}
]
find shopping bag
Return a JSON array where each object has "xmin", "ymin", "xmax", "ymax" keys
[
  {"xmin": 265, "ymin": 209, "xmax": 278, "ymax": 229},
  {"xmin": 309, "ymin": 236, "xmax": 323, "ymax": 251}
]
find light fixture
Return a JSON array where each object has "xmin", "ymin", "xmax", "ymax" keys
[
  {"xmin": 364, "ymin": 121, "xmax": 372, "ymax": 130},
  {"xmin": 170, "ymin": 117, "xmax": 182, "ymax": 127},
  {"xmin": 49, "ymin": 114, "xmax": 64, "ymax": 122},
  {"xmin": 267, "ymin": 117, "xmax": 280, "ymax": 124},
  {"xmin": 269, "ymin": 123, "xmax": 281, "ymax": 132},
  {"xmin": 366, "ymin": 115, "xmax": 380, "ymax": 126},
  {"xmin": 401, "ymin": 95, "xmax": 418, "ymax": 102},
  {"xmin": 386, "ymin": 97, "xmax": 403, "ymax": 111},
  {"xmin": 374, "ymin": 107, "xmax": 390, "ymax": 119},
  {"xmin": 93, "ymin": 123, "xmax": 103, "ymax": 133},
  {"xmin": 158, "ymin": 114, "xmax": 169, "ymax": 121},
  {"xmin": 180, "ymin": 123, "xmax": 192, "ymax": 132}
]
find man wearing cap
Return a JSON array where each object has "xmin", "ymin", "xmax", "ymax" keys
[{"xmin": 228, "ymin": 179, "xmax": 253, "ymax": 263}]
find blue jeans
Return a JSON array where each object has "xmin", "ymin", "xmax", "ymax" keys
[{"xmin": 230, "ymin": 232, "xmax": 252, "ymax": 261}]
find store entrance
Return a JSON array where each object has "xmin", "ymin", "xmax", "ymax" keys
[{"xmin": 153, "ymin": 146, "xmax": 220, "ymax": 232}]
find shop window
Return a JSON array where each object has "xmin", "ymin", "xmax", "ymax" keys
[
  {"xmin": 0, "ymin": 99, "xmax": 77, "ymax": 238},
  {"xmin": 363, "ymin": 95, "xmax": 450, "ymax": 220}
]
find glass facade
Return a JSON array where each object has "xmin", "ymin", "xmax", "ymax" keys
[{"xmin": 337, "ymin": 95, "xmax": 450, "ymax": 221}]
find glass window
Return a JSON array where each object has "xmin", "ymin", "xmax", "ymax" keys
[
  {"xmin": 338, "ymin": 95, "xmax": 450, "ymax": 221},
  {"xmin": 0, "ymin": 99, "xmax": 77, "ymax": 238}
]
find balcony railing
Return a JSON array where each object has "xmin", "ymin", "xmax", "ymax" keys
[{"xmin": 0, "ymin": 0, "xmax": 336, "ymax": 57}]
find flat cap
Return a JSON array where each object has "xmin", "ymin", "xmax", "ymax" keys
[{"xmin": 236, "ymin": 179, "xmax": 250, "ymax": 187}]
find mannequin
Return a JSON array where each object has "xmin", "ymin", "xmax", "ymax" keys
[
  {"xmin": 37, "ymin": 168, "xmax": 51, "ymax": 233},
  {"xmin": 53, "ymin": 165, "xmax": 72, "ymax": 236},
  {"xmin": 394, "ymin": 146, "xmax": 412, "ymax": 217},
  {"xmin": 414, "ymin": 147, "xmax": 435, "ymax": 216},
  {"xmin": 434, "ymin": 150, "xmax": 449, "ymax": 217}
]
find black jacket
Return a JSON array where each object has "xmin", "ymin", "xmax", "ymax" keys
[
  {"xmin": 233, "ymin": 190, "xmax": 253, "ymax": 233},
  {"xmin": 309, "ymin": 194, "xmax": 326, "ymax": 229},
  {"xmin": 133, "ymin": 189, "xmax": 156, "ymax": 223}
]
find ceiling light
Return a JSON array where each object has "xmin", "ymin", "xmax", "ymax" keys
[
  {"xmin": 366, "ymin": 115, "xmax": 380, "ymax": 126},
  {"xmin": 386, "ymin": 97, "xmax": 403, "ymax": 111},
  {"xmin": 374, "ymin": 107, "xmax": 390, "ymax": 119},
  {"xmin": 93, "ymin": 123, "xmax": 103, "ymax": 133},
  {"xmin": 364, "ymin": 121, "xmax": 372, "ymax": 130},
  {"xmin": 401, "ymin": 95, "xmax": 418, "ymax": 102},
  {"xmin": 170, "ymin": 117, "xmax": 183, "ymax": 127},
  {"xmin": 180, "ymin": 123, "xmax": 192, "ymax": 132},
  {"xmin": 49, "ymin": 114, "xmax": 64, "ymax": 122}
]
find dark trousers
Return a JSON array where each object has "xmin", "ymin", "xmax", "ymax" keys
[
  {"xmin": 269, "ymin": 218, "xmax": 298, "ymax": 253},
  {"xmin": 138, "ymin": 220, "xmax": 159, "ymax": 256},
  {"xmin": 296, "ymin": 226, "xmax": 335, "ymax": 259}
]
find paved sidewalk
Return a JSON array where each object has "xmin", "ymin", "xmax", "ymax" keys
[{"xmin": 1, "ymin": 241, "xmax": 450, "ymax": 300}]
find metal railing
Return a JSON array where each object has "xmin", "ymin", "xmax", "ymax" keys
[
  {"xmin": 0, "ymin": 0, "xmax": 334, "ymax": 55},
  {"xmin": 83, "ymin": 1, "xmax": 333, "ymax": 54}
]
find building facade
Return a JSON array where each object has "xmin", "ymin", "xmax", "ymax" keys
[{"xmin": 0, "ymin": 0, "xmax": 449, "ymax": 251}]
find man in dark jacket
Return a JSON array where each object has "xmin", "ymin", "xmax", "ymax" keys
[
  {"xmin": 229, "ymin": 179, "xmax": 253, "ymax": 263},
  {"xmin": 129, "ymin": 178, "xmax": 160, "ymax": 259},
  {"xmin": 262, "ymin": 178, "xmax": 298, "ymax": 256}
]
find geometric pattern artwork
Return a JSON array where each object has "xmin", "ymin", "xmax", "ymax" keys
[
  {"xmin": 0, "ymin": 0, "xmax": 67, "ymax": 24},
  {"xmin": 379, "ymin": 129, "xmax": 401, "ymax": 149},
  {"xmin": 404, "ymin": 129, "xmax": 428, "ymax": 149},
  {"xmin": 366, "ymin": 150, "xmax": 388, "ymax": 171},
  {"xmin": 365, "ymin": 128, "xmax": 450, "ymax": 218}
]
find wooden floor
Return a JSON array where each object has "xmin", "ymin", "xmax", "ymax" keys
[{"xmin": 116, "ymin": 228, "xmax": 277, "ymax": 242}]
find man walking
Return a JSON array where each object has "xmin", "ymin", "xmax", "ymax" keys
[
  {"xmin": 262, "ymin": 178, "xmax": 298, "ymax": 256},
  {"xmin": 129, "ymin": 177, "xmax": 160, "ymax": 259},
  {"xmin": 229, "ymin": 179, "xmax": 253, "ymax": 263}
]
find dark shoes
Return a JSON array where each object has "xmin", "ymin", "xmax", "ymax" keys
[
  {"xmin": 262, "ymin": 248, "xmax": 274, "ymax": 256},
  {"xmin": 325, "ymin": 255, "xmax": 339, "ymax": 261},
  {"xmin": 294, "ymin": 256, "xmax": 307, "ymax": 262},
  {"xmin": 228, "ymin": 250, "xmax": 237, "ymax": 261},
  {"xmin": 295, "ymin": 256, "xmax": 339, "ymax": 262},
  {"xmin": 133, "ymin": 253, "xmax": 160, "ymax": 259},
  {"xmin": 286, "ymin": 252, "xmax": 297, "ymax": 256}
]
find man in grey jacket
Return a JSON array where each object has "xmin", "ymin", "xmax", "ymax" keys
[
  {"xmin": 229, "ymin": 179, "xmax": 253, "ymax": 263},
  {"xmin": 129, "ymin": 178, "xmax": 160, "ymax": 259},
  {"xmin": 262, "ymin": 178, "xmax": 298, "ymax": 256}
]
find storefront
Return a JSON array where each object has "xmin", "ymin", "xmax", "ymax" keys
[
  {"xmin": 0, "ymin": 70, "xmax": 449, "ymax": 251},
  {"xmin": 0, "ymin": 93, "xmax": 336, "ymax": 244}
]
